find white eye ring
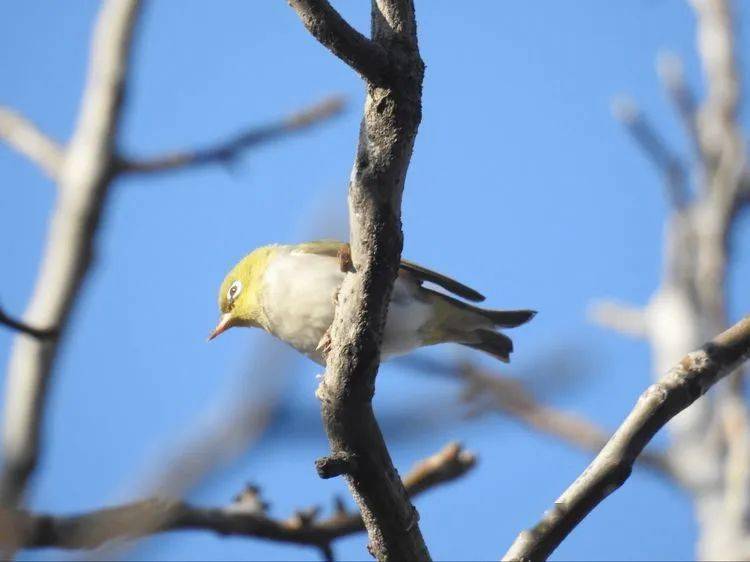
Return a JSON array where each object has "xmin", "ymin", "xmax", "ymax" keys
[{"xmin": 227, "ymin": 280, "xmax": 242, "ymax": 302}]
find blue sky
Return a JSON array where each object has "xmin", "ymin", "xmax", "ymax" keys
[{"xmin": 2, "ymin": 1, "xmax": 750, "ymax": 560}]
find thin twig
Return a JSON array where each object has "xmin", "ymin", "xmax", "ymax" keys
[
  {"xmin": 401, "ymin": 354, "xmax": 673, "ymax": 478},
  {"xmin": 1, "ymin": 443, "xmax": 475, "ymax": 553},
  {"xmin": 612, "ymin": 96, "xmax": 690, "ymax": 208},
  {"xmin": 503, "ymin": 315, "xmax": 750, "ymax": 561},
  {"xmin": 116, "ymin": 96, "xmax": 345, "ymax": 174},
  {"xmin": 0, "ymin": 305, "xmax": 57, "ymax": 341},
  {"xmin": 457, "ymin": 363, "xmax": 674, "ymax": 478},
  {"xmin": 0, "ymin": 108, "xmax": 64, "ymax": 181},
  {"xmin": 589, "ymin": 300, "xmax": 649, "ymax": 340},
  {"xmin": 657, "ymin": 51, "xmax": 702, "ymax": 159}
]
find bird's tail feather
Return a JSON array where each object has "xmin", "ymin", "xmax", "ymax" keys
[
  {"xmin": 461, "ymin": 329, "xmax": 514, "ymax": 363},
  {"xmin": 423, "ymin": 289, "xmax": 535, "ymax": 362},
  {"xmin": 428, "ymin": 289, "xmax": 536, "ymax": 330},
  {"xmin": 425, "ymin": 290, "xmax": 535, "ymax": 363},
  {"xmin": 478, "ymin": 308, "xmax": 536, "ymax": 328}
]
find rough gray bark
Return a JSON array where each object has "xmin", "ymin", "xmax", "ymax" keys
[
  {"xmin": 288, "ymin": 1, "xmax": 426, "ymax": 560},
  {"xmin": 503, "ymin": 315, "xmax": 750, "ymax": 561}
]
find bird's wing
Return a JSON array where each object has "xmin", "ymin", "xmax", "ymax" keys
[
  {"xmin": 293, "ymin": 239, "xmax": 345, "ymax": 258},
  {"xmin": 398, "ymin": 259, "xmax": 485, "ymax": 302},
  {"xmin": 296, "ymin": 240, "xmax": 485, "ymax": 303}
]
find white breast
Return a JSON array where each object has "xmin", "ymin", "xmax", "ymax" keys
[
  {"xmin": 381, "ymin": 280, "xmax": 434, "ymax": 359},
  {"xmin": 261, "ymin": 248, "xmax": 436, "ymax": 363},
  {"xmin": 261, "ymin": 250, "xmax": 344, "ymax": 358}
]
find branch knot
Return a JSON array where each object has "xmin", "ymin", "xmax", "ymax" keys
[{"xmin": 315, "ymin": 452, "xmax": 358, "ymax": 479}]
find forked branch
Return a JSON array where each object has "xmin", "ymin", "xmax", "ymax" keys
[
  {"xmin": 287, "ymin": 0, "xmax": 389, "ymax": 82},
  {"xmin": 289, "ymin": 0, "xmax": 427, "ymax": 560}
]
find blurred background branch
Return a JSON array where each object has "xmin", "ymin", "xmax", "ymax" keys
[
  {"xmin": 0, "ymin": 304, "xmax": 58, "ymax": 341},
  {"xmin": 116, "ymin": 96, "xmax": 345, "ymax": 174},
  {"xmin": 591, "ymin": 0, "xmax": 750, "ymax": 558},
  {"xmin": 0, "ymin": 442, "xmax": 475, "ymax": 561},
  {"xmin": 404, "ymin": 354, "xmax": 674, "ymax": 479},
  {"xmin": 0, "ymin": 0, "xmax": 345, "ymax": 514},
  {"xmin": 0, "ymin": 108, "xmax": 64, "ymax": 180},
  {"xmin": 0, "ymin": 0, "xmax": 142, "ymax": 508}
]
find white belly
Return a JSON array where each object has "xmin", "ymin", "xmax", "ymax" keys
[{"xmin": 261, "ymin": 249, "xmax": 434, "ymax": 364}]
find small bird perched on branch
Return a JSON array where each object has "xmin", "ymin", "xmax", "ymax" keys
[{"xmin": 209, "ymin": 240, "xmax": 535, "ymax": 364}]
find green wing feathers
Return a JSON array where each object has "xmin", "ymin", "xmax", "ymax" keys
[
  {"xmin": 299, "ymin": 240, "xmax": 486, "ymax": 302},
  {"xmin": 399, "ymin": 259, "xmax": 485, "ymax": 302},
  {"xmin": 299, "ymin": 239, "xmax": 535, "ymax": 363}
]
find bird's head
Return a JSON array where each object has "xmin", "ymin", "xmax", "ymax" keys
[{"xmin": 208, "ymin": 247, "xmax": 275, "ymax": 340}]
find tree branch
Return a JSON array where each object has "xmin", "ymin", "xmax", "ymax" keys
[
  {"xmin": 657, "ymin": 52, "xmax": 702, "ymax": 159},
  {"xmin": 0, "ymin": 0, "xmax": 142, "ymax": 507},
  {"xmin": 612, "ymin": 96, "xmax": 690, "ymax": 208},
  {"xmin": 503, "ymin": 315, "xmax": 750, "ymax": 561},
  {"xmin": 0, "ymin": 304, "xmax": 57, "ymax": 341},
  {"xmin": 589, "ymin": 299, "xmax": 649, "ymax": 339},
  {"xmin": 0, "ymin": 443, "xmax": 474, "ymax": 555},
  {"xmin": 456, "ymin": 363, "xmax": 673, "ymax": 478},
  {"xmin": 401, "ymin": 353, "xmax": 673, "ymax": 478},
  {"xmin": 287, "ymin": 0, "xmax": 390, "ymax": 83},
  {"xmin": 116, "ymin": 96, "xmax": 345, "ymax": 174},
  {"xmin": 0, "ymin": 108, "xmax": 64, "ymax": 181},
  {"xmin": 290, "ymin": 1, "xmax": 427, "ymax": 560},
  {"xmin": 691, "ymin": 0, "xmax": 741, "ymax": 170}
]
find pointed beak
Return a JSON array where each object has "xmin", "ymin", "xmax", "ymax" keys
[{"xmin": 208, "ymin": 313, "xmax": 234, "ymax": 341}]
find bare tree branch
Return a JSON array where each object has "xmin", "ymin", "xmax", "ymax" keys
[
  {"xmin": 0, "ymin": 0, "xmax": 142, "ymax": 507},
  {"xmin": 0, "ymin": 443, "xmax": 474, "ymax": 555},
  {"xmin": 612, "ymin": 96, "xmax": 690, "ymax": 208},
  {"xmin": 589, "ymin": 300, "xmax": 649, "ymax": 339},
  {"xmin": 503, "ymin": 315, "xmax": 750, "ymax": 562},
  {"xmin": 657, "ymin": 52, "xmax": 702, "ymax": 158},
  {"xmin": 0, "ymin": 108, "xmax": 64, "ymax": 180},
  {"xmin": 0, "ymin": 304, "xmax": 57, "ymax": 341},
  {"xmin": 456, "ymin": 363, "xmax": 674, "ymax": 478},
  {"xmin": 116, "ymin": 96, "xmax": 345, "ymax": 174},
  {"xmin": 592, "ymin": 5, "xmax": 750, "ymax": 558},
  {"xmin": 691, "ymin": 0, "xmax": 741, "ymax": 171},
  {"xmin": 289, "ymin": 1, "xmax": 427, "ymax": 560},
  {"xmin": 287, "ymin": 0, "xmax": 389, "ymax": 83},
  {"xmin": 401, "ymin": 354, "xmax": 673, "ymax": 478},
  {"xmin": 87, "ymin": 345, "xmax": 291, "ymax": 561}
]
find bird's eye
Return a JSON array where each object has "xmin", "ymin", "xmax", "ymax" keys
[{"xmin": 227, "ymin": 280, "xmax": 242, "ymax": 302}]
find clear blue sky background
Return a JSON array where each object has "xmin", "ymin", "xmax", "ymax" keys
[{"xmin": 2, "ymin": 1, "xmax": 750, "ymax": 560}]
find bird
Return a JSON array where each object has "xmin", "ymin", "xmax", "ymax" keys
[{"xmin": 209, "ymin": 240, "xmax": 535, "ymax": 365}]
